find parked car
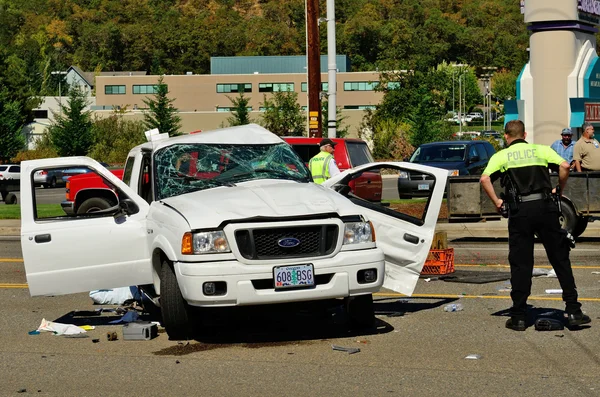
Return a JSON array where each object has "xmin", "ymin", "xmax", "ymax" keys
[
  {"xmin": 282, "ymin": 137, "xmax": 382, "ymax": 202},
  {"xmin": 480, "ymin": 130, "xmax": 505, "ymax": 148},
  {"xmin": 398, "ymin": 140, "xmax": 496, "ymax": 198},
  {"xmin": 34, "ymin": 169, "xmax": 64, "ymax": 188},
  {"xmin": 61, "ymin": 162, "xmax": 110, "ymax": 182},
  {"xmin": 0, "ymin": 164, "xmax": 20, "ymax": 180}
]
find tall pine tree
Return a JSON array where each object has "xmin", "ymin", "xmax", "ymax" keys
[
  {"xmin": 143, "ymin": 75, "xmax": 182, "ymax": 136},
  {"xmin": 47, "ymin": 86, "xmax": 94, "ymax": 157}
]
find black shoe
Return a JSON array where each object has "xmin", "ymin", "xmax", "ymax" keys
[
  {"xmin": 567, "ymin": 312, "xmax": 591, "ymax": 327},
  {"xmin": 534, "ymin": 318, "xmax": 564, "ymax": 331},
  {"xmin": 505, "ymin": 317, "xmax": 526, "ymax": 331}
]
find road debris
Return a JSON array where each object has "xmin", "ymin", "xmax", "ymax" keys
[
  {"xmin": 332, "ymin": 345, "xmax": 360, "ymax": 354},
  {"xmin": 464, "ymin": 354, "xmax": 482, "ymax": 360},
  {"xmin": 545, "ymin": 289, "xmax": 563, "ymax": 294}
]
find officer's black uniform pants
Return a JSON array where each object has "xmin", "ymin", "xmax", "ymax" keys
[{"xmin": 507, "ymin": 200, "xmax": 581, "ymax": 318}]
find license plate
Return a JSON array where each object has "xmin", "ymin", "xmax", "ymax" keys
[
  {"xmin": 418, "ymin": 184, "xmax": 430, "ymax": 191},
  {"xmin": 274, "ymin": 264, "xmax": 315, "ymax": 290}
]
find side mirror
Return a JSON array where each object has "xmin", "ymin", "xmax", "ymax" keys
[{"xmin": 119, "ymin": 198, "xmax": 139, "ymax": 215}]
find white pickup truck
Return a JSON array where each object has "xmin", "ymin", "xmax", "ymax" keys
[{"xmin": 20, "ymin": 124, "xmax": 447, "ymax": 339}]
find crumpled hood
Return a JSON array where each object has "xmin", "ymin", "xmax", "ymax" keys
[{"xmin": 160, "ymin": 180, "xmax": 358, "ymax": 228}]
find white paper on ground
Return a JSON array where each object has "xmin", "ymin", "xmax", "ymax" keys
[
  {"xmin": 545, "ymin": 289, "xmax": 563, "ymax": 294},
  {"xmin": 37, "ymin": 318, "xmax": 87, "ymax": 336}
]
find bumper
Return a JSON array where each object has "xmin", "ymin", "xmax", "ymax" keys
[
  {"xmin": 175, "ymin": 248, "xmax": 385, "ymax": 307},
  {"xmin": 61, "ymin": 201, "xmax": 75, "ymax": 215},
  {"xmin": 397, "ymin": 178, "xmax": 433, "ymax": 197}
]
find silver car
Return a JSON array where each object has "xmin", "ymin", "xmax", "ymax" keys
[{"xmin": 34, "ymin": 169, "xmax": 64, "ymax": 188}]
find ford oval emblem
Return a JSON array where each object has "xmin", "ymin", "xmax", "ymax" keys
[{"xmin": 278, "ymin": 237, "xmax": 301, "ymax": 248}]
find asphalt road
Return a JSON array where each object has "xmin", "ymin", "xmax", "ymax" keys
[
  {"xmin": 1, "ymin": 186, "xmax": 64, "ymax": 206},
  {"xmin": 1, "ymin": 237, "xmax": 599, "ymax": 396}
]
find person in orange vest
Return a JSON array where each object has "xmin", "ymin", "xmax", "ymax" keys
[{"xmin": 308, "ymin": 138, "xmax": 341, "ymax": 184}]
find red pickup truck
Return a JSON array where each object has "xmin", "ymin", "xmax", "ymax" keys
[
  {"xmin": 61, "ymin": 169, "xmax": 124, "ymax": 215},
  {"xmin": 282, "ymin": 137, "xmax": 382, "ymax": 202}
]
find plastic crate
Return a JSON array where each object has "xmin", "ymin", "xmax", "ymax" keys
[{"xmin": 421, "ymin": 248, "xmax": 455, "ymax": 275}]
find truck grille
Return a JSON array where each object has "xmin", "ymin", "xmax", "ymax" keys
[
  {"xmin": 409, "ymin": 171, "xmax": 434, "ymax": 181},
  {"xmin": 235, "ymin": 225, "xmax": 338, "ymax": 260}
]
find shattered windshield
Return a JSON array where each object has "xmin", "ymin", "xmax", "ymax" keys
[{"xmin": 154, "ymin": 143, "xmax": 311, "ymax": 200}]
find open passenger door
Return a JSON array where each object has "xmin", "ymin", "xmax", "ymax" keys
[
  {"xmin": 20, "ymin": 157, "xmax": 154, "ymax": 296},
  {"xmin": 323, "ymin": 162, "xmax": 448, "ymax": 296}
]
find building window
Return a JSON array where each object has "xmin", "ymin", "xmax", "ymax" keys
[
  {"xmin": 216, "ymin": 106, "xmax": 252, "ymax": 112},
  {"xmin": 105, "ymin": 85, "xmax": 126, "ymax": 95},
  {"xmin": 343, "ymin": 82, "xmax": 379, "ymax": 91},
  {"xmin": 216, "ymin": 83, "xmax": 252, "ymax": 93},
  {"xmin": 133, "ymin": 85, "xmax": 160, "ymax": 94},
  {"xmin": 301, "ymin": 106, "xmax": 308, "ymax": 111},
  {"xmin": 259, "ymin": 83, "xmax": 294, "ymax": 93},
  {"xmin": 33, "ymin": 110, "xmax": 49, "ymax": 119},
  {"xmin": 387, "ymin": 82, "xmax": 401, "ymax": 90},
  {"xmin": 343, "ymin": 105, "xmax": 376, "ymax": 110},
  {"xmin": 301, "ymin": 82, "xmax": 329, "ymax": 92}
]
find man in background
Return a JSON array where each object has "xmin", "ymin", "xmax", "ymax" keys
[
  {"xmin": 550, "ymin": 128, "xmax": 575, "ymax": 169},
  {"xmin": 573, "ymin": 122, "xmax": 600, "ymax": 172},
  {"xmin": 309, "ymin": 138, "xmax": 341, "ymax": 184}
]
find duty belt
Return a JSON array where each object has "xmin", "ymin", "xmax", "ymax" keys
[{"xmin": 519, "ymin": 192, "xmax": 547, "ymax": 202}]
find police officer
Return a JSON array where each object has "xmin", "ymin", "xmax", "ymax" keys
[
  {"xmin": 479, "ymin": 120, "xmax": 590, "ymax": 331},
  {"xmin": 308, "ymin": 138, "xmax": 341, "ymax": 184}
]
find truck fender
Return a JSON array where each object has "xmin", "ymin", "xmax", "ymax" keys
[
  {"xmin": 74, "ymin": 188, "xmax": 118, "ymax": 212},
  {"xmin": 150, "ymin": 234, "xmax": 179, "ymax": 295}
]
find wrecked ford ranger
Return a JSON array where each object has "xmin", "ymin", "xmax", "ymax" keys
[{"xmin": 20, "ymin": 124, "xmax": 447, "ymax": 339}]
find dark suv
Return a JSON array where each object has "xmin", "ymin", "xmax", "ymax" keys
[{"xmin": 398, "ymin": 140, "xmax": 496, "ymax": 198}]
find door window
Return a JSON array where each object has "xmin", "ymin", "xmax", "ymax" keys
[
  {"xmin": 287, "ymin": 144, "xmax": 320, "ymax": 164},
  {"xmin": 334, "ymin": 164, "xmax": 441, "ymax": 226},
  {"xmin": 346, "ymin": 142, "xmax": 374, "ymax": 167},
  {"xmin": 475, "ymin": 144, "xmax": 489, "ymax": 161},
  {"xmin": 31, "ymin": 166, "xmax": 125, "ymax": 220}
]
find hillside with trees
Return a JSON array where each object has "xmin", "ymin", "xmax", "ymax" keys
[{"xmin": 0, "ymin": 0, "xmax": 541, "ymax": 161}]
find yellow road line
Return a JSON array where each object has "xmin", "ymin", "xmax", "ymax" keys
[
  {"xmin": 375, "ymin": 292, "xmax": 600, "ymax": 302},
  {"xmin": 456, "ymin": 264, "xmax": 600, "ymax": 269},
  {"xmin": 0, "ymin": 283, "xmax": 28, "ymax": 288},
  {"xmin": 0, "ymin": 258, "xmax": 23, "ymax": 263}
]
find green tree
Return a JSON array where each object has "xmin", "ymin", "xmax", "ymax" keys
[
  {"xmin": 47, "ymin": 86, "xmax": 94, "ymax": 156},
  {"xmin": 491, "ymin": 68, "xmax": 519, "ymax": 102},
  {"xmin": 226, "ymin": 92, "xmax": 252, "ymax": 126},
  {"xmin": 0, "ymin": 90, "xmax": 27, "ymax": 161},
  {"xmin": 143, "ymin": 75, "xmax": 182, "ymax": 137},
  {"xmin": 259, "ymin": 90, "xmax": 304, "ymax": 136},
  {"xmin": 88, "ymin": 108, "xmax": 147, "ymax": 164}
]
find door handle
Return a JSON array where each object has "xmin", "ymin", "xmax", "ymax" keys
[
  {"xmin": 403, "ymin": 233, "xmax": 419, "ymax": 245},
  {"xmin": 34, "ymin": 234, "xmax": 51, "ymax": 243},
  {"xmin": 367, "ymin": 179, "xmax": 371, "ymax": 184}
]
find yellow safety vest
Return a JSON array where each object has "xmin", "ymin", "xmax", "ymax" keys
[{"xmin": 308, "ymin": 151, "xmax": 333, "ymax": 184}]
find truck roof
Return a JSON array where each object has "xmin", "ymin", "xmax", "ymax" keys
[{"xmin": 133, "ymin": 124, "xmax": 285, "ymax": 154}]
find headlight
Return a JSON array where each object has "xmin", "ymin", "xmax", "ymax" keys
[
  {"xmin": 343, "ymin": 221, "xmax": 375, "ymax": 245},
  {"xmin": 398, "ymin": 171, "xmax": 409, "ymax": 178},
  {"xmin": 448, "ymin": 169, "xmax": 459, "ymax": 177},
  {"xmin": 182, "ymin": 231, "xmax": 230, "ymax": 254}
]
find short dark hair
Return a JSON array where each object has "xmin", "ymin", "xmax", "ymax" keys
[
  {"xmin": 504, "ymin": 120, "xmax": 525, "ymax": 139},
  {"xmin": 582, "ymin": 122, "xmax": 594, "ymax": 131}
]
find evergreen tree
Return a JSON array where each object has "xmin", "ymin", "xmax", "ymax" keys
[
  {"xmin": 47, "ymin": 86, "xmax": 94, "ymax": 156},
  {"xmin": 226, "ymin": 92, "xmax": 252, "ymax": 126},
  {"xmin": 143, "ymin": 75, "xmax": 182, "ymax": 136},
  {"xmin": 259, "ymin": 91, "xmax": 304, "ymax": 136},
  {"xmin": 0, "ymin": 88, "xmax": 27, "ymax": 161}
]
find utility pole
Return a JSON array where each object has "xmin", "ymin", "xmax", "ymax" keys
[
  {"xmin": 326, "ymin": 0, "xmax": 337, "ymax": 138},
  {"xmin": 306, "ymin": 0, "xmax": 322, "ymax": 137}
]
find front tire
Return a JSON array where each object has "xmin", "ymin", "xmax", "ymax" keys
[
  {"xmin": 160, "ymin": 260, "xmax": 192, "ymax": 340},
  {"xmin": 345, "ymin": 294, "xmax": 375, "ymax": 329},
  {"xmin": 4, "ymin": 192, "xmax": 17, "ymax": 205}
]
